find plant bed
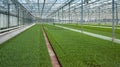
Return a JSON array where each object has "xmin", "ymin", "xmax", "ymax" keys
[
  {"xmin": 44, "ymin": 24, "xmax": 120, "ymax": 67},
  {"xmin": 59, "ymin": 24, "xmax": 120, "ymax": 39},
  {"xmin": 0, "ymin": 24, "xmax": 52, "ymax": 67}
]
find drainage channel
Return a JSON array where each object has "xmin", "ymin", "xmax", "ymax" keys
[{"xmin": 42, "ymin": 27, "xmax": 61, "ymax": 67}]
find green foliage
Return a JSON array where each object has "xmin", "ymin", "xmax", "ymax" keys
[
  {"xmin": 44, "ymin": 24, "xmax": 120, "ymax": 67},
  {"xmin": 0, "ymin": 24, "xmax": 52, "ymax": 67},
  {"xmin": 59, "ymin": 24, "xmax": 120, "ymax": 39}
]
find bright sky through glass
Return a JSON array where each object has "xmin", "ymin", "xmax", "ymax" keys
[{"xmin": 17, "ymin": 0, "xmax": 115, "ymax": 18}]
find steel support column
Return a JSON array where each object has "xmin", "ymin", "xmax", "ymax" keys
[
  {"xmin": 69, "ymin": 3, "xmax": 71, "ymax": 23},
  {"xmin": 62, "ymin": 7, "xmax": 63, "ymax": 22},
  {"xmin": 115, "ymin": 3, "xmax": 118, "ymax": 26},
  {"xmin": 81, "ymin": 0, "xmax": 84, "ymax": 31},
  {"xmin": 8, "ymin": 4, "xmax": 10, "ymax": 28},
  {"xmin": 17, "ymin": 5, "xmax": 20, "ymax": 26},
  {"xmin": 98, "ymin": 7, "xmax": 101, "ymax": 25},
  {"xmin": 58, "ymin": 11, "xmax": 59, "ymax": 22},
  {"xmin": 112, "ymin": 0, "xmax": 115, "ymax": 42}
]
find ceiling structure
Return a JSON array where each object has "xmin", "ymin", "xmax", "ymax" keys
[
  {"xmin": 18, "ymin": 0, "xmax": 70, "ymax": 18},
  {"xmin": 17, "ymin": 0, "xmax": 119, "ymax": 19}
]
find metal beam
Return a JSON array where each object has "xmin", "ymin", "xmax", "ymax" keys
[
  {"xmin": 48, "ymin": 0, "xmax": 74, "ymax": 17},
  {"xmin": 112, "ymin": 0, "xmax": 115, "ymax": 41},
  {"xmin": 81, "ymin": 0, "xmax": 84, "ymax": 31},
  {"xmin": 8, "ymin": 3, "xmax": 10, "ymax": 28},
  {"xmin": 46, "ymin": 0, "xmax": 57, "ymax": 13},
  {"xmin": 41, "ymin": 0, "xmax": 46, "ymax": 18}
]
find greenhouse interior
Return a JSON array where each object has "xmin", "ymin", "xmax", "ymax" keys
[{"xmin": 0, "ymin": 0, "xmax": 120, "ymax": 67}]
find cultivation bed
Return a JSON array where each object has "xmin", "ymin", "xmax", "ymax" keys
[
  {"xmin": 0, "ymin": 24, "xmax": 52, "ymax": 67},
  {"xmin": 55, "ymin": 25, "xmax": 120, "ymax": 44},
  {"xmin": 44, "ymin": 24, "xmax": 120, "ymax": 67},
  {"xmin": 59, "ymin": 24, "xmax": 120, "ymax": 39}
]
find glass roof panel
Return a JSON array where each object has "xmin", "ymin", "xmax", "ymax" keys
[{"xmin": 17, "ymin": 0, "xmax": 118, "ymax": 18}]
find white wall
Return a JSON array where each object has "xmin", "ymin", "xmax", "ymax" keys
[
  {"xmin": 0, "ymin": 14, "xmax": 8, "ymax": 29},
  {"xmin": 10, "ymin": 16, "xmax": 17, "ymax": 26},
  {"xmin": 0, "ymin": 14, "xmax": 18, "ymax": 29}
]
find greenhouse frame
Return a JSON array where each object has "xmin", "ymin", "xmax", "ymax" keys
[{"xmin": 0, "ymin": 0, "xmax": 120, "ymax": 67}]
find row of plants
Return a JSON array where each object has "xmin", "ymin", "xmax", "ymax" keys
[
  {"xmin": 57, "ymin": 23, "xmax": 120, "ymax": 27},
  {"xmin": 44, "ymin": 24, "xmax": 120, "ymax": 67},
  {"xmin": 58, "ymin": 24, "xmax": 120, "ymax": 39},
  {"xmin": 0, "ymin": 24, "xmax": 52, "ymax": 67}
]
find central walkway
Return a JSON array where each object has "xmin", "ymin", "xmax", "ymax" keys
[{"xmin": 43, "ymin": 28, "xmax": 61, "ymax": 67}]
